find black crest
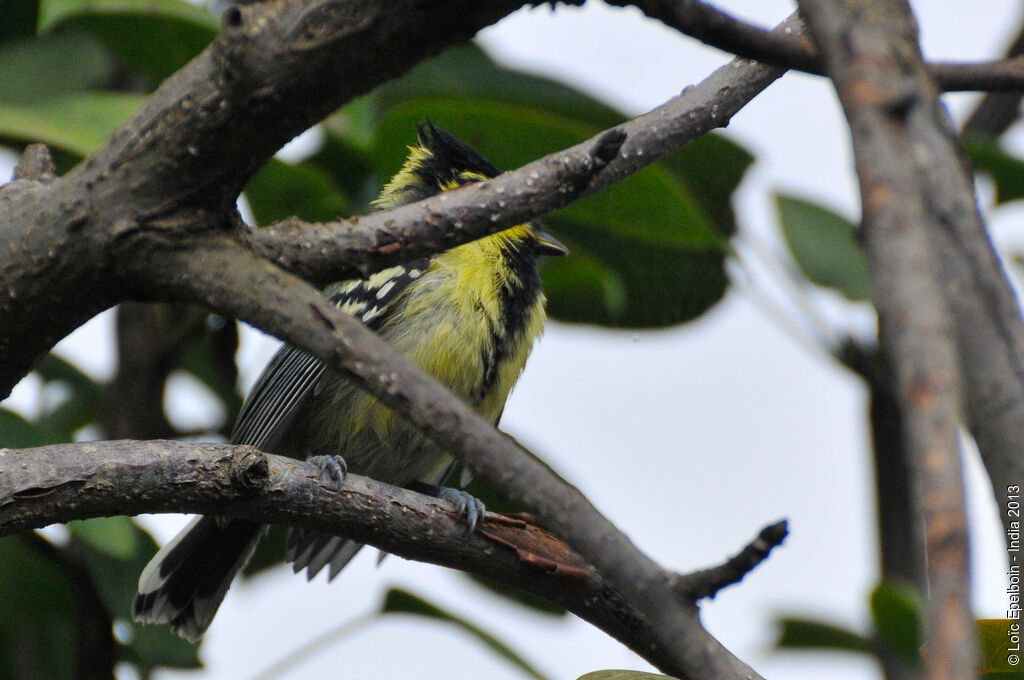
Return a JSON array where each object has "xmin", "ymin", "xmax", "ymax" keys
[{"xmin": 414, "ymin": 120, "xmax": 502, "ymax": 188}]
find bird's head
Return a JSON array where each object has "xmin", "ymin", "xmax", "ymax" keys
[{"xmin": 373, "ymin": 121, "xmax": 568, "ymax": 257}]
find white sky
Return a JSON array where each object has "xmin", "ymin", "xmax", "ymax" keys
[{"xmin": 3, "ymin": 2, "xmax": 1023, "ymax": 680}]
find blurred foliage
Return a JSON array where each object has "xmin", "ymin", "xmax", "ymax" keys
[
  {"xmin": 777, "ymin": 582, "xmax": 992, "ymax": 674},
  {"xmin": 356, "ymin": 42, "xmax": 755, "ymax": 327},
  {"xmin": 776, "ymin": 615, "xmax": 873, "ymax": 655},
  {"xmin": 0, "ymin": 0, "xmax": 772, "ymax": 677},
  {"xmin": 0, "ymin": 527, "xmax": 200, "ymax": 680},
  {"xmin": 0, "ymin": 535, "xmax": 77, "ymax": 680},
  {"xmin": 776, "ymin": 193, "xmax": 872, "ymax": 302},
  {"xmin": 778, "ymin": 585, "xmax": 1024, "ymax": 678},
  {"xmin": 965, "ymin": 139, "xmax": 1024, "ymax": 205},
  {"xmin": 37, "ymin": 0, "xmax": 219, "ymax": 84},
  {"xmin": 381, "ymin": 588, "xmax": 551, "ymax": 680},
  {"xmin": 0, "ymin": 28, "xmax": 112, "ymax": 103},
  {"xmin": 577, "ymin": 672, "xmax": 681, "ymax": 680},
  {"xmin": 978, "ymin": 619, "xmax": 1024, "ymax": 678},
  {"xmin": 869, "ymin": 581, "xmax": 922, "ymax": 664}
]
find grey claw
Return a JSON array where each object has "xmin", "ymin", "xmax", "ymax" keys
[
  {"xmin": 308, "ymin": 454, "xmax": 347, "ymax": 490},
  {"xmin": 438, "ymin": 488, "xmax": 486, "ymax": 534}
]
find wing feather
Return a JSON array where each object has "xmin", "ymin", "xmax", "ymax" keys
[{"xmin": 230, "ymin": 261, "xmax": 428, "ymax": 452}]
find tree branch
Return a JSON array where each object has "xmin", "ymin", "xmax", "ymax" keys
[
  {"xmin": 0, "ymin": 440, "xmax": 775, "ymax": 674},
  {"xmin": 86, "ymin": 0, "xmax": 532, "ymax": 212},
  {"xmin": 239, "ymin": 20, "xmax": 800, "ymax": 285},
  {"xmin": 242, "ymin": 129, "xmax": 627, "ymax": 285},
  {"xmin": 962, "ymin": 17, "xmax": 1024, "ymax": 138},
  {"xmin": 112, "ymin": 230, "xmax": 763, "ymax": 679},
  {"xmin": 115, "ymin": 23, "xmax": 807, "ymax": 673},
  {"xmin": 797, "ymin": 2, "xmax": 976, "ymax": 679},
  {"xmin": 672, "ymin": 520, "xmax": 788, "ymax": 600},
  {"xmin": 615, "ymin": 0, "xmax": 1024, "ymax": 91},
  {"xmin": 0, "ymin": 6, "xmax": 807, "ymax": 678},
  {"xmin": 13, "ymin": 143, "xmax": 55, "ymax": 182},
  {"xmin": 0, "ymin": 0, "xmax": 532, "ymax": 396}
]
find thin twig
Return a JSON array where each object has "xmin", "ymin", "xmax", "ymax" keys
[
  {"xmin": 673, "ymin": 520, "xmax": 788, "ymax": 599},
  {"xmin": 615, "ymin": 0, "xmax": 1024, "ymax": 91}
]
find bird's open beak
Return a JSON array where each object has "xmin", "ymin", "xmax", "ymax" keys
[{"xmin": 533, "ymin": 227, "xmax": 569, "ymax": 257}]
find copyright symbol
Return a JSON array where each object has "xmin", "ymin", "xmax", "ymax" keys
[{"xmin": 1009, "ymin": 654, "xmax": 1020, "ymax": 666}]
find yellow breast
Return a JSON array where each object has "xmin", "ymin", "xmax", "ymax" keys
[{"xmin": 336, "ymin": 226, "xmax": 545, "ymax": 448}]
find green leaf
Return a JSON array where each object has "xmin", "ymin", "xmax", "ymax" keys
[
  {"xmin": 539, "ymin": 254, "xmax": 628, "ymax": 324},
  {"xmin": 0, "ymin": 408, "xmax": 47, "ymax": 448},
  {"xmin": 374, "ymin": 98, "xmax": 730, "ymax": 327},
  {"xmin": 0, "ymin": 0, "xmax": 40, "ymax": 42},
  {"xmin": 242, "ymin": 524, "xmax": 288, "ymax": 577},
  {"xmin": 965, "ymin": 139, "xmax": 1024, "ymax": 205},
  {"xmin": 578, "ymin": 672, "xmax": 681, "ymax": 680},
  {"xmin": 381, "ymin": 588, "xmax": 551, "ymax": 680},
  {"xmin": 979, "ymin": 619, "xmax": 1024, "ymax": 676},
  {"xmin": 68, "ymin": 517, "xmax": 138, "ymax": 559},
  {"xmin": 545, "ymin": 218, "xmax": 726, "ymax": 327},
  {"xmin": 870, "ymin": 582, "xmax": 922, "ymax": 663},
  {"xmin": 35, "ymin": 353, "xmax": 102, "ymax": 398},
  {"xmin": 0, "ymin": 91, "xmax": 145, "ymax": 156},
  {"xmin": 776, "ymin": 616, "xmax": 873, "ymax": 653},
  {"xmin": 38, "ymin": 0, "xmax": 218, "ymax": 84},
  {"xmin": 73, "ymin": 520, "xmax": 201, "ymax": 672},
  {"xmin": 175, "ymin": 314, "xmax": 242, "ymax": 428},
  {"xmin": 367, "ymin": 42, "xmax": 752, "ymax": 240},
  {"xmin": 776, "ymin": 193, "xmax": 872, "ymax": 301},
  {"xmin": 369, "ymin": 43, "xmax": 625, "ymax": 131},
  {"xmin": 34, "ymin": 353, "xmax": 103, "ymax": 441},
  {"xmin": 660, "ymin": 133, "xmax": 754, "ymax": 237},
  {"xmin": 308, "ymin": 127, "xmax": 380, "ymax": 214},
  {"xmin": 123, "ymin": 621, "xmax": 202, "ymax": 673},
  {"xmin": 245, "ymin": 158, "xmax": 351, "ymax": 226},
  {"xmin": 0, "ymin": 536, "xmax": 77, "ymax": 680},
  {"xmin": 326, "ymin": 96, "xmax": 378, "ymax": 151},
  {"xmin": 0, "ymin": 28, "xmax": 112, "ymax": 104},
  {"xmin": 466, "ymin": 575, "xmax": 567, "ymax": 617},
  {"xmin": 323, "ymin": 42, "xmax": 755, "ymax": 328}
]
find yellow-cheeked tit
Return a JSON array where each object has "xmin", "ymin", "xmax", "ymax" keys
[{"xmin": 132, "ymin": 122, "xmax": 568, "ymax": 641}]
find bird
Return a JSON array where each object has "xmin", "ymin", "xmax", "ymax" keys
[{"xmin": 132, "ymin": 121, "xmax": 568, "ymax": 642}]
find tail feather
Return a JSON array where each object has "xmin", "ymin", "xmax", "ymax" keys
[
  {"xmin": 285, "ymin": 527, "xmax": 363, "ymax": 582},
  {"xmin": 134, "ymin": 516, "xmax": 263, "ymax": 642}
]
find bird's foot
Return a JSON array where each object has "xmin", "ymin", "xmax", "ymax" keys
[
  {"xmin": 409, "ymin": 481, "xmax": 486, "ymax": 534},
  {"xmin": 308, "ymin": 454, "xmax": 347, "ymax": 490}
]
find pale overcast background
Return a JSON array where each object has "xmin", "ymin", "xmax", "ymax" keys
[{"xmin": 2, "ymin": 2, "xmax": 1020, "ymax": 679}]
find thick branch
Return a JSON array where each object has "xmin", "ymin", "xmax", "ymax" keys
[
  {"xmin": 616, "ymin": 0, "xmax": 1024, "ymax": 91},
  {"xmin": 243, "ymin": 129, "xmax": 626, "ymax": 284},
  {"xmin": 0, "ymin": 0, "xmax": 530, "ymax": 396},
  {"xmin": 110, "ymin": 20, "xmax": 805, "ymax": 680},
  {"xmin": 242, "ymin": 27, "xmax": 791, "ymax": 285},
  {"xmin": 116, "ymin": 232, "xmax": 762, "ymax": 679},
  {"xmin": 0, "ymin": 7, "xmax": 803, "ymax": 678},
  {"xmin": 797, "ymin": 2, "xmax": 975, "ymax": 679},
  {"xmin": 82, "ymin": 0, "xmax": 530, "ymax": 213},
  {"xmin": 1, "ymin": 439, "xmax": 733, "ymax": 673}
]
